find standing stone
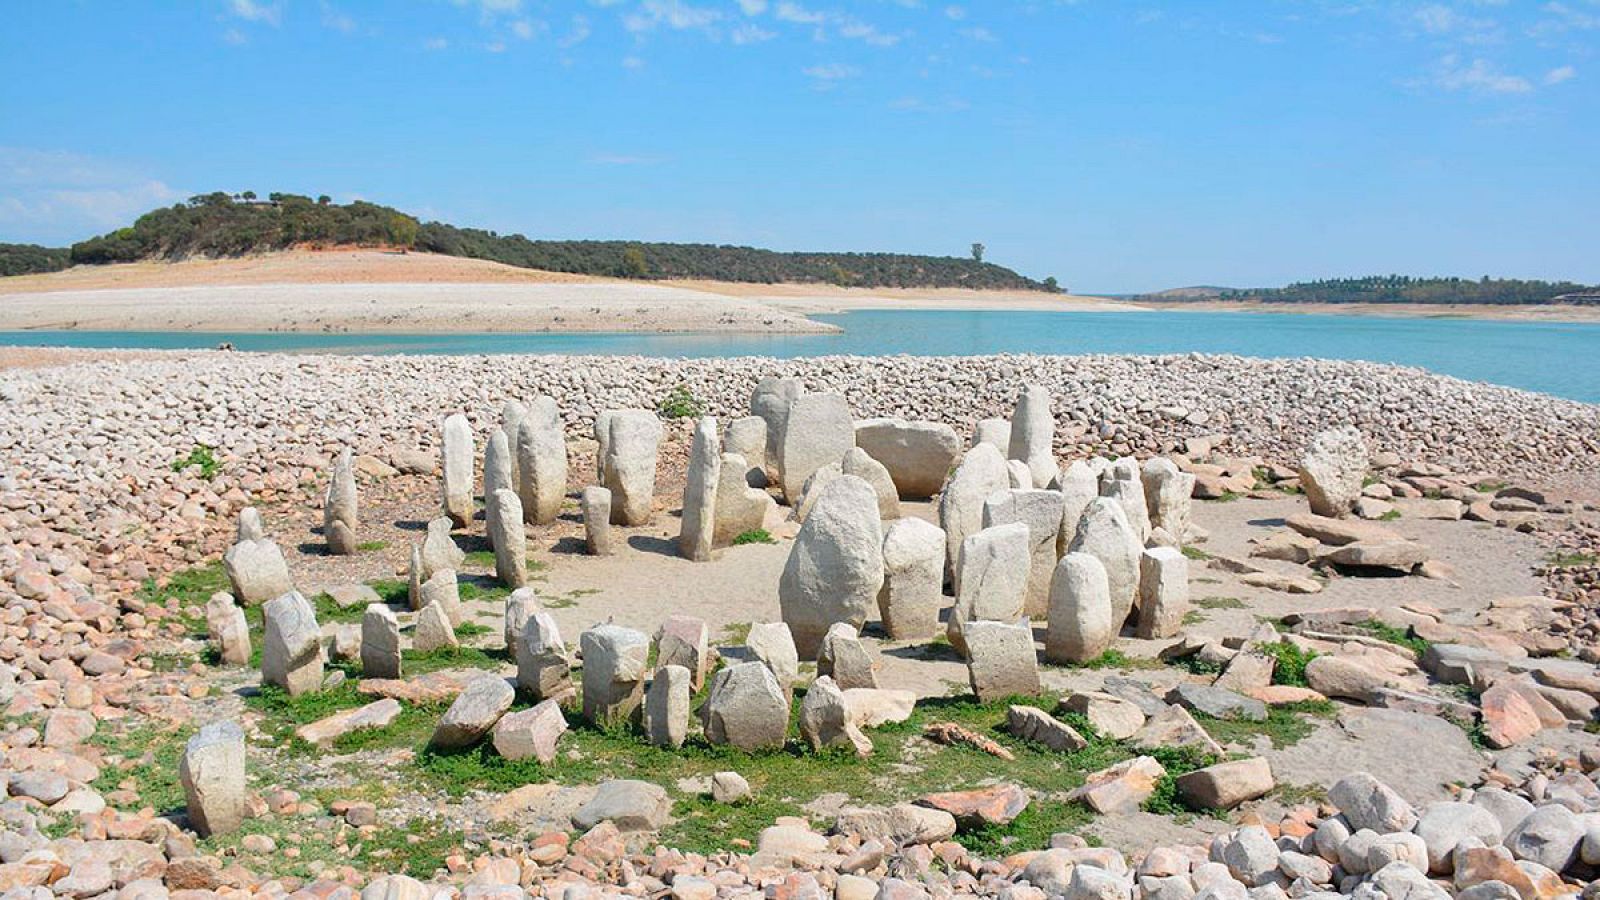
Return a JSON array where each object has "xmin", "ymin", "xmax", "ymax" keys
[
  {"xmin": 973, "ymin": 418, "xmax": 1011, "ymax": 450},
  {"xmin": 323, "ymin": 448, "xmax": 359, "ymax": 555},
  {"xmin": 1006, "ymin": 460, "xmax": 1033, "ymax": 489},
  {"xmin": 361, "ymin": 603, "xmax": 401, "ymax": 679},
  {"xmin": 488, "ymin": 489, "xmax": 528, "ymax": 589},
  {"xmin": 714, "ymin": 452, "xmax": 776, "ymax": 546},
  {"xmin": 501, "ymin": 399, "xmax": 528, "ymax": 491},
  {"xmin": 965, "ymin": 619, "xmax": 1041, "ymax": 702},
  {"xmin": 581, "ymin": 486, "xmax": 613, "ymax": 555},
  {"xmin": 778, "ymin": 476, "xmax": 886, "ymax": 659},
  {"xmin": 504, "ymin": 588, "xmax": 535, "ymax": 652},
  {"xmin": 747, "ymin": 622, "xmax": 800, "ymax": 699},
  {"xmin": 420, "ymin": 517, "xmax": 464, "ymax": 580},
  {"xmin": 1045, "ymin": 553, "xmax": 1114, "ymax": 664},
  {"xmin": 1068, "ymin": 498, "xmax": 1143, "ymax": 630},
  {"xmin": 701, "ymin": 661, "xmax": 789, "ymax": 750},
  {"xmin": 948, "ymin": 522, "xmax": 1031, "ymax": 654},
  {"xmin": 750, "ymin": 376, "xmax": 802, "ymax": 459},
  {"xmin": 237, "ymin": 507, "xmax": 266, "ymax": 543},
  {"xmin": 580, "ymin": 624, "xmax": 649, "ymax": 727},
  {"xmin": 817, "ymin": 623, "xmax": 877, "ymax": 689},
  {"xmin": 644, "ymin": 665, "xmax": 691, "ymax": 749},
  {"xmin": 799, "ymin": 675, "xmax": 872, "ymax": 757},
  {"xmin": 938, "ymin": 443, "xmax": 1011, "ymax": 582},
  {"xmin": 724, "ymin": 415, "xmax": 770, "ymax": 488},
  {"xmin": 483, "ymin": 429, "xmax": 514, "ymax": 541},
  {"xmin": 877, "ymin": 518, "xmax": 946, "ymax": 641},
  {"xmin": 1101, "ymin": 475, "xmax": 1152, "ymax": 543},
  {"xmin": 602, "ymin": 410, "xmax": 663, "ymax": 526},
  {"xmin": 794, "ymin": 462, "xmax": 843, "ymax": 524},
  {"xmin": 1054, "ymin": 460, "xmax": 1100, "ymax": 555},
  {"xmin": 1136, "ymin": 547, "xmax": 1189, "ymax": 640},
  {"xmin": 179, "ymin": 721, "xmax": 246, "ymax": 838},
  {"xmin": 1299, "ymin": 426, "xmax": 1369, "ymax": 519},
  {"xmin": 656, "ymin": 615, "xmax": 711, "ymax": 690},
  {"xmin": 776, "ymin": 392, "xmax": 854, "ymax": 504},
  {"xmin": 679, "ymin": 417, "xmax": 721, "ymax": 562},
  {"xmin": 1142, "ymin": 457, "xmax": 1195, "ymax": 541},
  {"xmin": 984, "ymin": 488, "xmax": 1067, "ymax": 618},
  {"xmin": 843, "ymin": 447, "xmax": 900, "ymax": 519},
  {"xmin": 407, "ymin": 544, "xmax": 424, "ymax": 610},
  {"xmin": 206, "ymin": 592, "xmax": 251, "ymax": 666},
  {"xmin": 413, "ymin": 602, "xmax": 458, "ymax": 652},
  {"xmin": 593, "ymin": 410, "xmax": 615, "ymax": 480},
  {"xmin": 223, "ymin": 539, "xmax": 293, "ymax": 606},
  {"xmin": 441, "ymin": 413, "xmax": 474, "ymax": 528},
  {"xmin": 516, "ymin": 397, "xmax": 568, "ymax": 526},
  {"xmin": 517, "ymin": 611, "xmax": 573, "ymax": 701},
  {"xmin": 419, "ymin": 569, "xmax": 462, "ymax": 627},
  {"xmin": 430, "ymin": 675, "xmax": 515, "ymax": 749},
  {"xmin": 1007, "ymin": 386, "xmax": 1056, "ymax": 489},
  {"xmin": 262, "ymin": 592, "xmax": 323, "ymax": 697},
  {"xmin": 853, "ymin": 418, "xmax": 962, "ymax": 500}
]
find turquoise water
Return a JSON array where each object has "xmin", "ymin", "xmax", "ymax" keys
[{"xmin": 3, "ymin": 308, "xmax": 1598, "ymax": 402}]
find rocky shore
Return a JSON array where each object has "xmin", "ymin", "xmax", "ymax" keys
[{"xmin": 2, "ymin": 351, "xmax": 1600, "ymax": 900}]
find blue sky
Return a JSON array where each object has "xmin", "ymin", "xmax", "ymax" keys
[{"xmin": 1, "ymin": 1, "xmax": 1595, "ymax": 293}]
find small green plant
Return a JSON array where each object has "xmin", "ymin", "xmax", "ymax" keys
[
  {"xmin": 1182, "ymin": 610, "xmax": 1206, "ymax": 626},
  {"xmin": 732, "ymin": 528, "xmax": 777, "ymax": 545},
  {"xmin": 1180, "ymin": 546, "xmax": 1213, "ymax": 561},
  {"xmin": 1056, "ymin": 649, "xmax": 1162, "ymax": 671},
  {"xmin": 1474, "ymin": 480, "xmax": 1507, "ymax": 493},
  {"xmin": 1260, "ymin": 641, "xmax": 1318, "ymax": 688},
  {"xmin": 1378, "ymin": 509, "xmax": 1402, "ymax": 521},
  {"xmin": 1545, "ymin": 550, "xmax": 1599, "ymax": 568},
  {"xmin": 356, "ymin": 540, "xmax": 389, "ymax": 552},
  {"xmin": 658, "ymin": 383, "xmax": 704, "ymax": 419},
  {"xmin": 1357, "ymin": 620, "xmax": 1431, "ymax": 656},
  {"xmin": 1195, "ymin": 596, "xmax": 1245, "ymax": 610},
  {"xmin": 171, "ymin": 445, "xmax": 220, "ymax": 478},
  {"xmin": 454, "ymin": 621, "xmax": 492, "ymax": 640}
]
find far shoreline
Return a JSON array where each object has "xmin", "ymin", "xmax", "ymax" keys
[{"xmin": 1134, "ymin": 298, "xmax": 1600, "ymax": 323}]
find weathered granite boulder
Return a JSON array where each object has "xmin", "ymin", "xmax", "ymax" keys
[
  {"xmin": 656, "ymin": 615, "xmax": 711, "ymax": 690},
  {"xmin": 778, "ymin": 476, "xmax": 885, "ymax": 658},
  {"xmin": 484, "ymin": 426, "xmax": 514, "ymax": 536},
  {"xmin": 572, "ymin": 780, "xmax": 673, "ymax": 832},
  {"xmin": 750, "ymin": 376, "xmax": 802, "ymax": 456},
  {"xmin": 580, "ymin": 624, "xmax": 649, "ymax": 727},
  {"xmin": 1141, "ymin": 457, "xmax": 1195, "ymax": 541},
  {"xmin": 1007, "ymin": 386, "xmax": 1056, "ymax": 488},
  {"xmin": 1176, "ymin": 758, "xmax": 1274, "ymax": 810},
  {"xmin": 1044, "ymin": 552, "xmax": 1114, "ymax": 664},
  {"xmin": 1299, "ymin": 426, "xmax": 1369, "ymax": 519},
  {"xmin": 492, "ymin": 698, "xmax": 566, "ymax": 763},
  {"xmin": 413, "ymin": 601, "xmax": 458, "ymax": 653},
  {"xmin": 206, "ymin": 592, "xmax": 251, "ymax": 666},
  {"xmin": 223, "ymin": 538, "xmax": 293, "ymax": 606},
  {"xmin": 965, "ymin": 619, "xmax": 1040, "ymax": 702},
  {"xmin": 723, "ymin": 415, "xmax": 770, "ymax": 488},
  {"xmin": 488, "ymin": 489, "xmax": 528, "ymax": 589},
  {"xmin": 360, "ymin": 603, "xmax": 401, "ymax": 679},
  {"xmin": 180, "ymin": 721, "xmax": 246, "ymax": 838},
  {"xmin": 643, "ymin": 665, "xmax": 691, "ymax": 749},
  {"xmin": 441, "ymin": 413, "xmax": 475, "ymax": 528},
  {"xmin": 323, "ymin": 448, "xmax": 359, "ymax": 555},
  {"xmin": 602, "ymin": 409, "xmax": 663, "ymax": 525},
  {"xmin": 938, "ymin": 443, "xmax": 1011, "ymax": 582},
  {"xmin": 261, "ymin": 591, "xmax": 323, "ymax": 696},
  {"xmin": 678, "ymin": 416, "xmax": 721, "ymax": 562},
  {"xmin": 504, "ymin": 588, "xmax": 534, "ymax": 654},
  {"xmin": 1054, "ymin": 460, "xmax": 1100, "ymax": 554},
  {"xmin": 983, "ymin": 487, "xmax": 1067, "ymax": 617},
  {"xmin": 516, "ymin": 400, "xmax": 568, "ymax": 526},
  {"xmin": 799, "ymin": 675, "xmax": 871, "ymax": 757},
  {"xmin": 817, "ymin": 622, "xmax": 877, "ymax": 689},
  {"xmin": 418, "ymin": 568, "xmax": 462, "ymax": 627},
  {"xmin": 1101, "ymin": 475, "xmax": 1152, "ymax": 544},
  {"xmin": 431, "ymin": 675, "xmax": 515, "ymax": 750},
  {"xmin": 516, "ymin": 611, "xmax": 572, "ymax": 702},
  {"xmin": 877, "ymin": 517, "xmax": 946, "ymax": 640},
  {"xmin": 776, "ymin": 392, "xmax": 854, "ymax": 503},
  {"xmin": 420, "ymin": 516, "xmax": 464, "ymax": 581},
  {"xmin": 948, "ymin": 521, "xmax": 1031, "ymax": 653},
  {"xmin": 713, "ymin": 452, "xmax": 776, "ymax": 546},
  {"xmin": 973, "ymin": 418, "xmax": 1011, "ymax": 450},
  {"xmin": 747, "ymin": 622, "xmax": 800, "ymax": 698},
  {"xmin": 1068, "ymin": 497, "xmax": 1143, "ymax": 630},
  {"xmin": 237, "ymin": 507, "xmax": 266, "ymax": 543},
  {"xmin": 842, "ymin": 446, "xmax": 900, "ymax": 519},
  {"xmin": 701, "ymin": 661, "xmax": 789, "ymax": 750},
  {"xmin": 1136, "ymin": 547, "xmax": 1188, "ymax": 640},
  {"xmin": 581, "ymin": 485, "xmax": 613, "ymax": 555},
  {"xmin": 854, "ymin": 418, "xmax": 962, "ymax": 500}
]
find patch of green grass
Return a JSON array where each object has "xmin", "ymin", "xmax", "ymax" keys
[
  {"xmin": 310, "ymin": 592, "xmax": 371, "ymax": 625},
  {"xmin": 1182, "ymin": 610, "xmax": 1207, "ymax": 626},
  {"xmin": 1180, "ymin": 546, "xmax": 1213, "ymax": 561},
  {"xmin": 367, "ymin": 578, "xmax": 410, "ymax": 606},
  {"xmin": 454, "ymin": 621, "xmax": 493, "ymax": 640},
  {"xmin": 171, "ymin": 444, "xmax": 220, "ymax": 479},
  {"xmin": 719, "ymin": 622, "xmax": 752, "ymax": 646},
  {"xmin": 732, "ymin": 528, "xmax": 777, "ymax": 546},
  {"xmin": 88, "ymin": 722, "xmax": 194, "ymax": 815},
  {"xmin": 1378, "ymin": 509, "xmax": 1402, "ymax": 521},
  {"xmin": 1356, "ymin": 620, "xmax": 1431, "ymax": 656},
  {"xmin": 657, "ymin": 383, "xmax": 704, "ymax": 420},
  {"xmin": 457, "ymin": 580, "xmax": 512, "ymax": 603},
  {"xmin": 1273, "ymin": 782, "xmax": 1329, "ymax": 806},
  {"xmin": 544, "ymin": 588, "xmax": 597, "ymax": 610},
  {"xmin": 1214, "ymin": 491, "xmax": 1242, "ymax": 503},
  {"xmin": 1475, "ymin": 480, "xmax": 1507, "ymax": 494},
  {"xmin": 955, "ymin": 799, "xmax": 1094, "ymax": 856},
  {"xmin": 402, "ymin": 644, "xmax": 508, "ymax": 675},
  {"xmin": 332, "ymin": 703, "xmax": 447, "ymax": 753},
  {"xmin": 1197, "ymin": 700, "xmax": 1334, "ymax": 750},
  {"xmin": 357, "ymin": 540, "xmax": 389, "ymax": 552},
  {"xmin": 463, "ymin": 550, "xmax": 496, "ymax": 568},
  {"xmin": 1545, "ymin": 550, "xmax": 1599, "ymax": 568},
  {"xmin": 244, "ymin": 680, "xmax": 368, "ymax": 729},
  {"xmin": 1175, "ymin": 655, "xmax": 1223, "ymax": 676},
  {"xmin": 1260, "ymin": 641, "xmax": 1318, "ymax": 688},
  {"xmin": 1052, "ymin": 649, "xmax": 1163, "ymax": 671},
  {"xmin": 1195, "ymin": 595, "xmax": 1245, "ymax": 610}
]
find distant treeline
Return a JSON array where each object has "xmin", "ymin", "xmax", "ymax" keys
[
  {"xmin": 1214, "ymin": 276, "xmax": 1596, "ymax": 306},
  {"xmin": 0, "ymin": 243, "xmax": 71, "ymax": 276},
  {"xmin": 21, "ymin": 191, "xmax": 1058, "ymax": 291}
]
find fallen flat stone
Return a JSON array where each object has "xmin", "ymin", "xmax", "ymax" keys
[
  {"xmin": 430, "ymin": 675, "xmax": 515, "ymax": 750},
  {"xmin": 296, "ymin": 698, "xmax": 402, "ymax": 746},
  {"xmin": 1176, "ymin": 758, "xmax": 1274, "ymax": 810},
  {"xmin": 572, "ymin": 779, "xmax": 672, "ymax": 832},
  {"xmin": 1166, "ymin": 682, "xmax": 1268, "ymax": 722},
  {"xmin": 918, "ymin": 783, "xmax": 1029, "ymax": 827}
]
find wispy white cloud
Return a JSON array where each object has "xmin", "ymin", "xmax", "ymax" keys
[
  {"xmin": 731, "ymin": 23, "xmax": 777, "ymax": 44},
  {"xmin": 1544, "ymin": 64, "xmax": 1577, "ymax": 84},
  {"xmin": 559, "ymin": 15, "xmax": 592, "ymax": 48},
  {"xmin": 424, "ymin": 36, "xmax": 449, "ymax": 50},
  {"xmin": 737, "ymin": 0, "xmax": 767, "ymax": 14},
  {"xmin": 0, "ymin": 148, "xmax": 185, "ymax": 243},
  {"xmin": 624, "ymin": 0, "xmax": 723, "ymax": 34},
  {"xmin": 1424, "ymin": 53, "xmax": 1533, "ymax": 93},
  {"xmin": 804, "ymin": 62, "xmax": 860, "ymax": 80},
  {"xmin": 227, "ymin": 0, "xmax": 282, "ymax": 26},
  {"xmin": 890, "ymin": 95, "xmax": 970, "ymax": 112},
  {"xmin": 622, "ymin": 54, "xmax": 646, "ymax": 68},
  {"xmin": 775, "ymin": 2, "xmax": 826, "ymax": 25},
  {"xmin": 320, "ymin": 4, "xmax": 356, "ymax": 34},
  {"xmin": 960, "ymin": 26, "xmax": 997, "ymax": 42}
]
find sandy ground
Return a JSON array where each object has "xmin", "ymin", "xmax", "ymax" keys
[
  {"xmin": 1139, "ymin": 299, "xmax": 1600, "ymax": 323},
  {"xmin": 0, "ymin": 250, "xmax": 1135, "ymax": 334}
]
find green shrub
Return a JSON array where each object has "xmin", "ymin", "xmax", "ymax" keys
[
  {"xmin": 171, "ymin": 445, "xmax": 220, "ymax": 478},
  {"xmin": 732, "ymin": 529, "xmax": 776, "ymax": 545},
  {"xmin": 1260, "ymin": 641, "xmax": 1318, "ymax": 688},
  {"xmin": 658, "ymin": 384, "xmax": 704, "ymax": 419}
]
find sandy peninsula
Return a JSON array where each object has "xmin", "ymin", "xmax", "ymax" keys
[{"xmin": 0, "ymin": 249, "xmax": 1127, "ymax": 334}]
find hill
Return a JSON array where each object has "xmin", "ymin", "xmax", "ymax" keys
[
  {"xmin": 1145, "ymin": 275, "xmax": 1595, "ymax": 306},
  {"xmin": 21, "ymin": 191, "xmax": 1057, "ymax": 292},
  {"xmin": 0, "ymin": 243, "xmax": 71, "ymax": 277}
]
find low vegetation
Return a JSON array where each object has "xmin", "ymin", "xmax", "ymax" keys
[
  {"xmin": 0, "ymin": 241, "xmax": 70, "ymax": 276},
  {"xmin": 1199, "ymin": 275, "xmax": 1596, "ymax": 306}
]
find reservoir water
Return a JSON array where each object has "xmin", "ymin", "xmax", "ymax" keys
[{"xmin": 3, "ymin": 308, "xmax": 1597, "ymax": 403}]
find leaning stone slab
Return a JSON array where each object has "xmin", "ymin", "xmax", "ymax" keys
[
  {"xmin": 965, "ymin": 619, "xmax": 1040, "ymax": 702},
  {"xmin": 1007, "ymin": 705, "xmax": 1087, "ymax": 752},
  {"xmin": 817, "ymin": 622, "xmax": 877, "ymax": 690},
  {"xmin": 778, "ymin": 476, "xmax": 885, "ymax": 659},
  {"xmin": 1166, "ymin": 682, "xmax": 1267, "ymax": 722},
  {"xmin": 1299, "ymin": 426, "xmax": 1369, "ymax": 519},
  {"xmin": 1070, "ymin": 756, "xmax": 1166, "ymax": 814},
  {"xmin": 1142, "ymin": 457, "xmax": 1195, "ymax": 541},
  {"xmin": 262, "ymin": 591, "xmax": 323, "ymax": 697},
  {"xmin": 834, "ymin": 804, "xmax": 957, "ymax": 846},
  {"xmin": 713, "ymin": 452, "xmax": 776, "ymax": 546},
  {"xmin": 678, "ymin": 416, "xmax": 721, "ymax": 562},
  {"xmin": 580, "ymin": 624, "xmax": 649, "ymax": 727},
  {"xmin": 224, "ymin": 539, "xmax": 293, "ymax": 606},
  {"xmin": 430, "ymin": 675, "xmax": 515, "ymax": 750},
  {"xmin": 853, "ymin": 418, "xmax": 961, "ymax": 500},
  {"xmin": 581, "ymin": 486, "xmax": 613, "ymax": 556},
  {"xmin": 602, "ymin": 409, "xmax": 663, "ymax": 526},
  {"xmin": 701, "ymin": 661, "xmax": 789, "ymax": 750},
  {"xmin": 799, "ymin": 675, "xmax": 872, "ymax": 757},
  {"xmin": 296, "ymin": 698, "xmax": 402, "ymax": 746},
  {"xmin": 420, "ymin": 516, "xmax": 465, "ymax": 581},
  {"xmin": 180, "ymin": 721, "xmax": 246, "ymax": 837},
  {"xmin": 323, "ymin": 448, "xmax": 359, "ymax": 554},
  {"xmin": 441, "ymin": 413, "xmax": 475, "ymax": 528},
  {"xmin": 206, "ymin": 592, "xmax": 251, "ymax": 666},
  {"xmin": 413, "ymin": 601, "xmax": 458, "ymax": 653},
  {"xmin": 656, "ymin": 615, "xmax": 711, "ymax": 690},
  {"xmin": 747, "ymin": 622, "xmax": 800, "ymax": 699},
  {"xmin": 843, "ymin": 446, "xmax": 900, "ymax": 519},
  {"xmin": 877, "ymin": 517, "xmax": 945, "ymax": 641},
  {"xmin": 487, "ymin": 489, "xmax": 528, "ymax": 589},
  {"xmin": 776, "ymin": 392, "xmax": 854, "ymax": 504}
]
